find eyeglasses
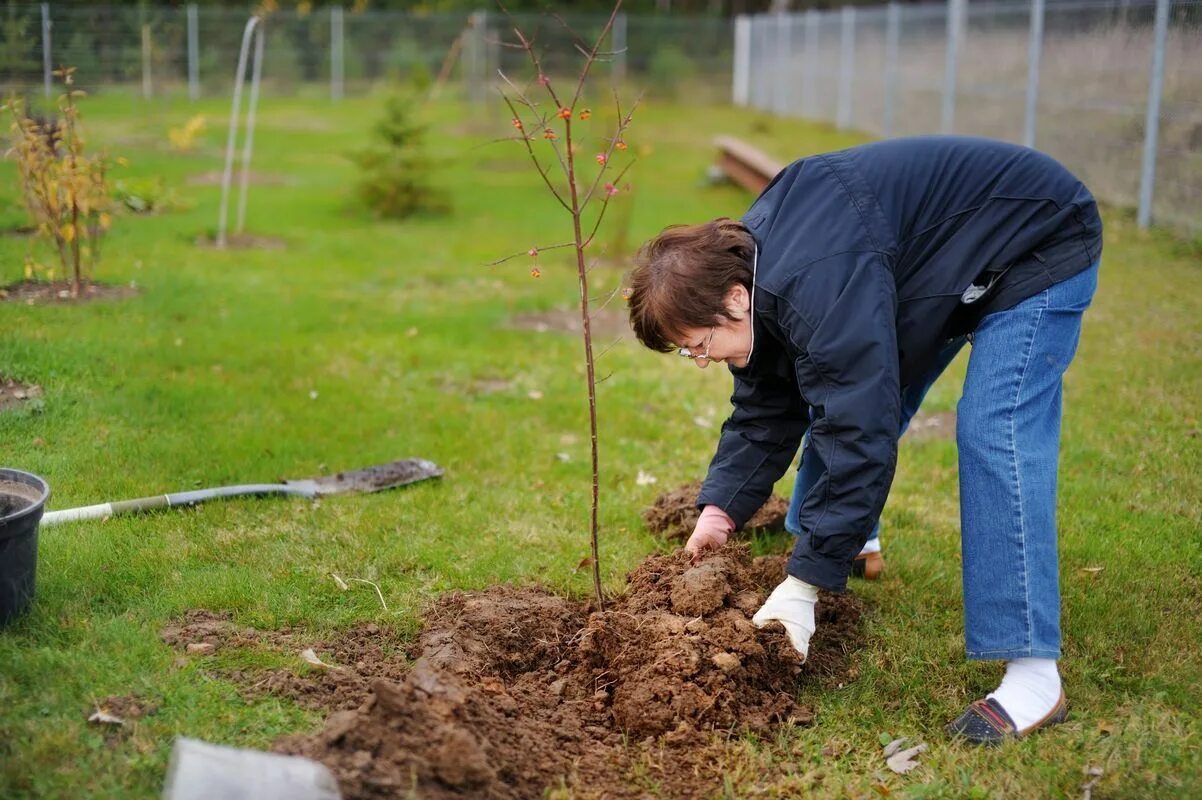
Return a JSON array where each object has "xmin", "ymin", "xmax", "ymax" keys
[{"xmin": 677, "ymin": 327, "xmax": 715, "ymax": 361}]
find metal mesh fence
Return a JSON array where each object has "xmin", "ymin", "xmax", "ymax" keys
[
  {"xmin": 0, "ymin": 5, "xmax": 736, "ymax": 103},
  {"xmin": 738, "ymin": 0, "xmax": 1202, "ymax": 236},
  {"xmin": 3, "ymin": 3, "xmax": 1197, "ymax": 234}
]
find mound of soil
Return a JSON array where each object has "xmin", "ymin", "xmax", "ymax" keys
[
  {"xmin": 645, "ymin": 480, "xmax": 790, "ymax": 541},
  {"xmin": 268, "ymin": 548, "xmax": 864, "ymax": 799}
]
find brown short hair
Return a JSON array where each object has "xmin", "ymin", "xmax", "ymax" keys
[{"xmin": 627, "ymin": 218, "xmax": 755, "ymax": 352}]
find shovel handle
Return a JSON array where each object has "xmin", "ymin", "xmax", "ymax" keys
[{"xmin": 40, "ymin": 484, "xmax": 316, "ymax": 526}]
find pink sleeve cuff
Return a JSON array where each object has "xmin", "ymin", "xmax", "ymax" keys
[{"xmin": 699, "ymin": 504, "xmax": 736, "ymax": 534}]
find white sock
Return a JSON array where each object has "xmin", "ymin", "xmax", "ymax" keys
[
  {"xmin": 859, "ymin": 538, "xmax": 882, "ymax": 555},
  {"xmin": 986, "ymin": 657, "xmax": 1062, "ymax": 731}
]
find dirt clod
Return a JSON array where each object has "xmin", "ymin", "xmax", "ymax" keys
[{"xmin": 645, "ymin": 480, "xmax": 790, "ymax": 541}]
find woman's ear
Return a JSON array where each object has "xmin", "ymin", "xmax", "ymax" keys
[{"xmin": 724, "ymin": 284, "xmax": 750, "ymax": 319}]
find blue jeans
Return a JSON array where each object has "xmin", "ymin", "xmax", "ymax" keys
[{"xmin": 788, "ymin": 262, "xmax": 1099, "ymax": 661}]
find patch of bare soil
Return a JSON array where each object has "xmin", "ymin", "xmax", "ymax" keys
[
  {"xmin": 0, "ymin": 281, "xmax": 139, "ymax": 305},
  {"xmin": 0, "ymin": 378, "xmax": 42, "ymax": 412},
  {"xmin": 0, "ymin": 224, "xmax": 36, "ymax": 238},
  {"xmin": 645, "ymin": 480, "xmax": 790, "ymax": 542},
  {"xmin": 186, "ymin": 170, "xmax": 289, "ymax": 187},
  {"xmin": 242, "ymin": 547, "xmax": 867, "ymax": 799},
  {"xmin": 90, "ymin": 693, "xmax": 159, "ymax": 722},
  {"xmin": 904, "ymin": 409, "xmax": 957, "ymax": 441},
  {"xmin": 195, "ymin": 232, "xmax": 288, "ymax": 250},
  {"xmin": 508, "ymin": 307, "xmax": 630, "ymax": 341},
  {"xmin": 160, "ymin": 612, "xmax": 409, "ymax": 712}
]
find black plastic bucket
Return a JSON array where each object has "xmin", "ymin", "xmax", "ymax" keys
[{"xmin": 0, "ymin": 468, "xmax": 50, "ymax": 626}]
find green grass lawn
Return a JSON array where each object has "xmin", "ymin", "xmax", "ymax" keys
[{"xmin": 1, "ymin": 85, "xmax": 1199, "ymax": 798}]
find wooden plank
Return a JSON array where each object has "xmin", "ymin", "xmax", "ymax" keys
[{"xmin": 713, "ymin": 135, "xmax": 783, "ymax": 193}]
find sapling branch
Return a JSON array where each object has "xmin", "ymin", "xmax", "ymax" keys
[{"xmin": 488, "ymin": 240, "xmax": 576, "ymax": 266}]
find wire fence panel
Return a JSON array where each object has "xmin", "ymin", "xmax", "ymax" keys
[
  {"xmin": 0, "ymin": 5, "xmax": 736, "ymax": 104},
  {"xmin": 956, "ymin": 1, "xmax": 1031, "ymax": 143},
  {"xmin": 850, "ymin": 7, "xmax": 890, "ymax": 135},
  {"xmin": 1155, "ymin": 0, "xmax": 1202, "ymax": 232},
  {"xmin": 736, "ymin": 0, "xmax": 1202, "ymax": 236},
  {"xmin": 2, "ymin": 3, "xmax": 1198, "ymax": 235}
]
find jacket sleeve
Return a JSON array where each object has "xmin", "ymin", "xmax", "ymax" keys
[
  {"xmin": 696, "ymin": 340, "xmax": 807, "ymax": 529},
  {"xmin": 783, "ymin": 253, "xmax": 902, "ymax": 592}
]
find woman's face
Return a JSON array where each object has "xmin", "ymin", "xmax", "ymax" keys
[{"xmin": 675, "ymin": 285, "xmax": 753, "ymax": 370}]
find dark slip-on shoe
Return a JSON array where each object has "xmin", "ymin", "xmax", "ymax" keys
[
  {"xmin": 850, "ymin": 550, "xmax": 884, "ymax": 580},
  {"xmin": 946, "ymin": 691, "xmax": 1068, "ymax": 745}
]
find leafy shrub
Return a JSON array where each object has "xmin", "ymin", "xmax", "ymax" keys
[
  {"xmin": 112, "ymin": 177, "xmax": 188, "ymax": 215},
  {"xmin": 3, "ymin": 68, "xmax": 119, "ymax": 295}
]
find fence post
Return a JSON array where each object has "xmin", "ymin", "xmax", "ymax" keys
[
  {"xmin": 482, "ymin": 10, "xmax": 498, "ymax": 101},
  {"xmin": 330, "ymin": 5, "xmax": 344, "ymax": 101},
  {"xmin": 837, "ymin": 6, "xmax": 855, "ymax": 130},
  {"xmin": 1137, "ymin": 0, "xmax": 1170, "ymax": 229},
  {"xmin": 142, "ymin": 24, "xmax": 153, "ymax": 99},
  {"xmin": 187, "ymin": 4, "xmax": 200, "ymax": 101},
  {"xmin": 41, "ymin": 2, "xmax": 51, "ymax": 97},
  {"xmin": 774, "ymin": 13, "xmax": 791, "ymax": 115},
  {"xmin": 884, "ymin": 2, "xmax": 901, "ymax": 137},
  {"xmin": 733, "ymin": 15, "xmax": 750, "ymax": 106},
  {"xmin": 613, "ymin": 12, "xmax": 627, "ymax": 85},
  {"xmin": 803, "ymin": 9, "xmax": 818, "ymax": 118},
  {"xmin": 465, "ymin": 10, "xmax": 487, "ymax": 103},
  {"xmin": 748, "ymin": 17, "xmax": 762, "ymax": 109},
  {"xmin": 942, "ymin": 0, "xmax": 964, "ymax": 133},
  {"xmin": 1022, "ymin": 0, "xmax": 1045, "ymax": 147}
]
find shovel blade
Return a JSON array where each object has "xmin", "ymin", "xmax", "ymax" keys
[{"xmin": 285, "ymin": 458, "xmax": 443, "ymax": 497}]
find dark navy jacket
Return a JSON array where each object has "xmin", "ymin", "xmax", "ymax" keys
[{"xmin": 696, "ymin": 136, "xmax": 1103, "ymax": 592}]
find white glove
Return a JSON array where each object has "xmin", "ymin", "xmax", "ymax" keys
[
  {"xmin": 685, "ymin": 505, "xmax": 735, "ymax": 557},
  {"xmin": 752, "ymin": 575, "xmax": 819, "ymax": 661}
]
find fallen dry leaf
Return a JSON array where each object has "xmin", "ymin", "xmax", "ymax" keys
[
  {"xmin": 300, "ymin": 648, "xmax": 340, "ymax": 670},
  {"xmin": 87, "ymin": 710, "xmax": 124, "ymax": 726},
  {"xmin": 882, "ymin": 737, "xmax": 908, "ymax": 758},
  {"xmin": 885, "ymin": 742, "xmax": 927, "ymax": 774},
  {"xmin": 692, "ymin": 416, "xmax": 714, "ymax": 428},
  {"xmin": 1097, "ymin": 719, "xmax": 1116, "ymax": 736},
  {"xmin": 636, "ymin": 470, "xmax": 658, "ymax": 486},
  {"xmin": 574, "ymin": 556, "xmax": 596, "ymax": 573},
  {"xmin": 330, "ymin": 573, "xmax": 350, "ymax": 591},
  {"xmin": 1082, "ymin": 566, "xmax": 1104, "ymax": 574}
]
